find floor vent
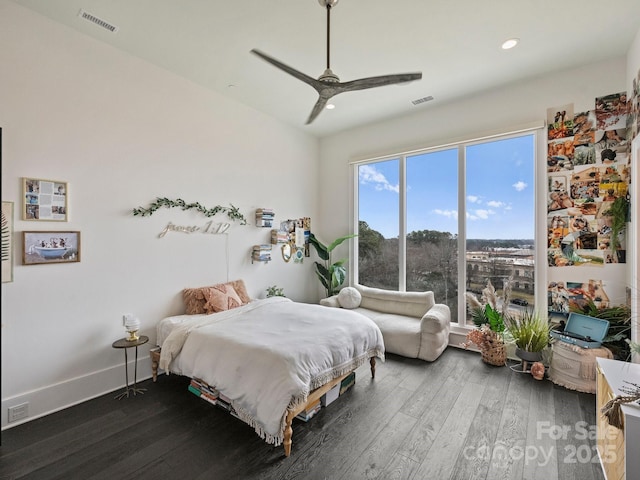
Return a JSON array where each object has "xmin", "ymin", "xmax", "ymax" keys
[
  {"xmin": 78, "ymin": 9, "xmax": 119, "ymax": 33},
  {"xmin": 411, "ymin": 95, "xmax": 434, "ymax": 106},
  {"xmin": 8, "ymin": 402, "xmax": 29, "ymax": 423}
]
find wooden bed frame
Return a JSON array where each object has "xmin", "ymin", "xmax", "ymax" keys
[{"xmin": 150, "ymin": 349, "xmax": 376, "ymax": 457}]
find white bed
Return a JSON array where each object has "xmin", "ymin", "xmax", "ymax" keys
[{"xmin": 155, "ymin": 296, "xmax": 385, "ymax": 456}]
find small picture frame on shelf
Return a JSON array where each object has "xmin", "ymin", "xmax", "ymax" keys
[
  {"xmin": 22, "ymin": 177, "xmax": 68, "ymax": 221},
  {"xmin": 23, "ymin": 231, "xmax": 80, "ymax": 265}
]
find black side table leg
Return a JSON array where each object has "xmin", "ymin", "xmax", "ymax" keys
[
  {"xmin": 130, "ymin": 345, "xmax": 147, "ymax": 396},
  {"xmin": 115, "ymin": 347, "xmax": 131, "ymax": 400}
]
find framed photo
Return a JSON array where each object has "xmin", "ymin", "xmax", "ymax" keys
[
  {"xmin": 23, "ymin": 231, "xmax": 80, "ymax": 265},
  {"xmin": 22, "ymin": 177, "xmax": 68, "ymax": 221},
  {"xmin": 2, "ymin": 201, "xmax": 13, "ymax": 282}
]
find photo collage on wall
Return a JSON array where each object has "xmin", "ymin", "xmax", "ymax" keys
[
  {"xmin": 627, "ymin": 66, "xmax": 640, "ymax": 140},
  {"xmin": 548, "ymin": 278, "xmax": 610, "ymax": 314},
  {"xmin": 546, "ymin": 92, "xmax": 631, "ymax": 268}
]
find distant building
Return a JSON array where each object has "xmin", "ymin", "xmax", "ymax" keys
[{"xmin": 466, "ymin": 248, "xmax": 534, "ymax": 294}]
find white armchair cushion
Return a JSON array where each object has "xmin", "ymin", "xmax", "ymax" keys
[{"xmin": 337, "ymin": 287, "xmax": 362, "ymax": 309}]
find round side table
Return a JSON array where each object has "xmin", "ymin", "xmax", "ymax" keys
[{"xmin": 112, "ymin": 335, "xmax": 149, "ymax": 399}]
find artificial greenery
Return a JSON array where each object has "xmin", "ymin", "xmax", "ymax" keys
[
  {"xmin": 570, "ymin": 300, "xmax": 632, "ymax": 361},
  {"xmin": 132, "ymin": 197, "xmax": 247, "ymax": 224},
  {"xmin": 470, "ymin": 303, "xmax": 506, "ymax": 334},
  {"xmin": 266, "ymin": 285, "xmax": 285, "ymax": 297},
  {"xmin": 604, "ymin": 196, "xmax": 630, "ymax": 253},
  {"xmin": 308, "ymin": 232, "xmax": 357, "ymax": 297},
  {"xmin": 503, "ymin": 309, "xmax": 550, "ymax": 353}
]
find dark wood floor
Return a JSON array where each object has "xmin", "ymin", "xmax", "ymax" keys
[{"xmin": 0, "ymin": 348, "xmax": 605, "ymax": 480}]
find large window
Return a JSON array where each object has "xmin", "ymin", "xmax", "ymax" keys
[{"xmin": 355, "ymin": 132, "xmax": 537, "ymax": 326}]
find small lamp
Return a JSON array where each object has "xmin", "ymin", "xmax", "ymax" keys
[{"xmin": 123, "ymin": 314, "xmax": 141, "ymax": 341}]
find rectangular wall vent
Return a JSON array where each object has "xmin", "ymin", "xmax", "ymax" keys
[
  {"xmin": 8, "ymin": 402, "xmax": 29, "ymax": 423},
  {"xmin": 411, "ymin": 95, "xmax": 434, "ymax": 106},
  {"xmin": 78, "ymin": 9, "xmax": 119, "ymax": 33}
]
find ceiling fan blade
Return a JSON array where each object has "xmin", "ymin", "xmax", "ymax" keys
[
  {"xmin": 306, "ymin": 95, "xmax": 331, "ymax": 125},
  {"xmin": 337, "ymin": 72, "xmax": 422, "ymax": 93},
  {"xmin": 251, "ymin": 49, "xmax": 320, "ymax": 90}
]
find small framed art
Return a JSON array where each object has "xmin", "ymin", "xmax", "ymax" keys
[
  {"xmin": 23, "ymin": 231, "xmax": 80, "ymax": 265},
  {"xmin": 22, "ymin": 177, "xmax": 68, "ymax": 221},
  {"xmin": 2, "ymin": 201, "xmax": 13, "ymax": 282}
]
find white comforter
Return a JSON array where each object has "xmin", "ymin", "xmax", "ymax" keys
[{"xmin": 159, "ymin": 297, "xmax": 385, "ymax": 445}]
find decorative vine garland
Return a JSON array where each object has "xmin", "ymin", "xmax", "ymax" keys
[{"xmin": 132, "ymin": 197, "xmax": 247, "ymax": 225}]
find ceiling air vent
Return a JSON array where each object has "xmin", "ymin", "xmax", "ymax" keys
[
  {"xmin": 78, "ymin": 9, "xmax": 119, "ymax": 33},
  {"xmin": 411, "ymin": 96, "xmax": 434, "ymax": 106}
]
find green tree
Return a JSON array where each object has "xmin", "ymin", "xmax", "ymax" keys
[{"xmin": 358, "ymin": 221, "xmax": 384, "ymax": 260}]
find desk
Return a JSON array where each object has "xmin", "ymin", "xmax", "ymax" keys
[
  {"xmin": 112, "ymin": 335, "xmax": 149, "ymax": 399},
  {"xmin": 596, "ymin": 358, "xmax": 640, "ymax": 480}
]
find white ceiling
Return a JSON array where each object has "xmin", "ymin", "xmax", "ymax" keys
[{"xmin": 10, "ymin": 0, "xmax": 640, "ymax": 137}]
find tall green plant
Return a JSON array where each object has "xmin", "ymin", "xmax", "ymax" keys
[
  {"xmin": 604, "ymin": 196, "xmax": 630, "ymax": 253},
  {"xmin": 504, "ymin": 309, "xmax": 550, "ymax": 353},
  {"xmin": 308, "ymin": 232, "xmax": 357, "ymax": 297}
]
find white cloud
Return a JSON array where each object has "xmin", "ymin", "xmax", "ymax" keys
[
  {"xmin": 467, "ymin": 209, "xmax": 496, "ymax": 220},
  {"xmin": 513, "ymin": 181, "xmax": 528, "ymax": 192},
  {"xmin": 486, "ymin": 200, "xmax": 504, "ymax": 208},
  {"xmin": 474, "ymin": 209, "xmax": 494, "ymax": 219},
  {"xmin": 359, "ymin": 165, "xmax": 399, "ymax": 193},
  {"xmin": 434, "ymin": 209, "xmax": 458, "ymax": 219},
  {"xmin": 467, "ymin": 195, "xmax": 481, "ymax": 203}
]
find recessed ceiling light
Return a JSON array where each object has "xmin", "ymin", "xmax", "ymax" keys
[
  {"xmin": 326, "ymin": 104, "xmax": 335, "ymax": 110},
  {"xmin": 501, "ymin": 38, "xmax": 519, "ymax": 50}
]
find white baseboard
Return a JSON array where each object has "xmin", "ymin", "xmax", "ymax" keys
[{"xmin": 1, "ymin": 354, "xmax": 153, "ymax": 430}]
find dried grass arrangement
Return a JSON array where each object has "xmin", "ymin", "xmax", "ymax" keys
[{"xmin": 462, "ymin": 279, "xmax": 507, "ymax": 366}]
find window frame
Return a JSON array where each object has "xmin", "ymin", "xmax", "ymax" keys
[{"xmin": 350, "ymin": 125, "xmax": 546, "ymax": 330}]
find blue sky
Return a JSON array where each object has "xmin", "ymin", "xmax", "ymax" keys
[{"xmin": 358, "ymin": 135, "xmax": 535, "ymax": 239}]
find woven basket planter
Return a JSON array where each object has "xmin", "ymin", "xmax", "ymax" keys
[{"xmin": 481, "ymin": 343, "xmax": 506, "ymax": 366}]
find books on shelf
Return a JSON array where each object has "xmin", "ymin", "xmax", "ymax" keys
[
  {"xmin": 271, "ymin": 229, "xmax": 291, "ymax": 244},
  {"xmin": 251, "ymin": 244, "xmax": 272, "ymax": 262},
  {"xmin": 255, "ymin": 208, "xmax": 275, "ymax": 227}
]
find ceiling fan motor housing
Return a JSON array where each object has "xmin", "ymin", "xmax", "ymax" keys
[{"xmin": 319, "ymin": 68, "xmax": 340, "ymax": 83}]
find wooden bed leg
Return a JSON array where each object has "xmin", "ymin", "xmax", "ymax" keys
[
  {"xmin": 283, "ymin": 419, "xmax": 293, "ymax": 457},
  {"xmin": 370, "ymin": 357, "xmax": 376, "ymax": 378},
  {"xmin": 150, "ymin": 349, "xmax": 160, "ymax": 382}
]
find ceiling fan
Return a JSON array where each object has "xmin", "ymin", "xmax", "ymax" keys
[{"xmin": 251, "ymin": 0, "xmax": 422, "ymax": 125}]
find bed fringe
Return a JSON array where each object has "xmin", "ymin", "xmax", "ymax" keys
[{"xmin": 230, "ymin": 348, "xmax": 385, "ymax": 446}]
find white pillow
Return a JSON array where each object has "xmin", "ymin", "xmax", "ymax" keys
[{"xmin": 337, "ymin": 287, "xmax": 362, "ymax": 309}]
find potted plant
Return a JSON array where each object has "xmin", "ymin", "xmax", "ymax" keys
[
  {"xmin": 463, "ymin": 280, "xmax": 508, "ymax": 366},
  {"xmin": 265, "ymin": 285, "xmax": 285, "ymax": 298},
  {"xmin": 603, "ymin": 196, "xmax": 630, "ymax": 258},
  {"xmin": 504, "ymin": 309, "xmax": 550, "ymax": 364},
  {"xmin": 463, "ymin": 303, "xmax": 507, "ymax": 366},
  {"xmin": 308, "ymin": 232, "xmax": 357, "ymax": 298}
]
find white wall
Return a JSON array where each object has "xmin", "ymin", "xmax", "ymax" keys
[{"xmin": 0, "ymin": 1, "xmax": 320, "ymax": 428}]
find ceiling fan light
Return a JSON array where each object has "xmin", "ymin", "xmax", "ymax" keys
[
  {"xmin": 501, "ymin": 38, "xmax": 519, "ymax": 50},
  {"xmin": 326, "ymin": 104, "xmax": 335, "ymax": 110}
]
